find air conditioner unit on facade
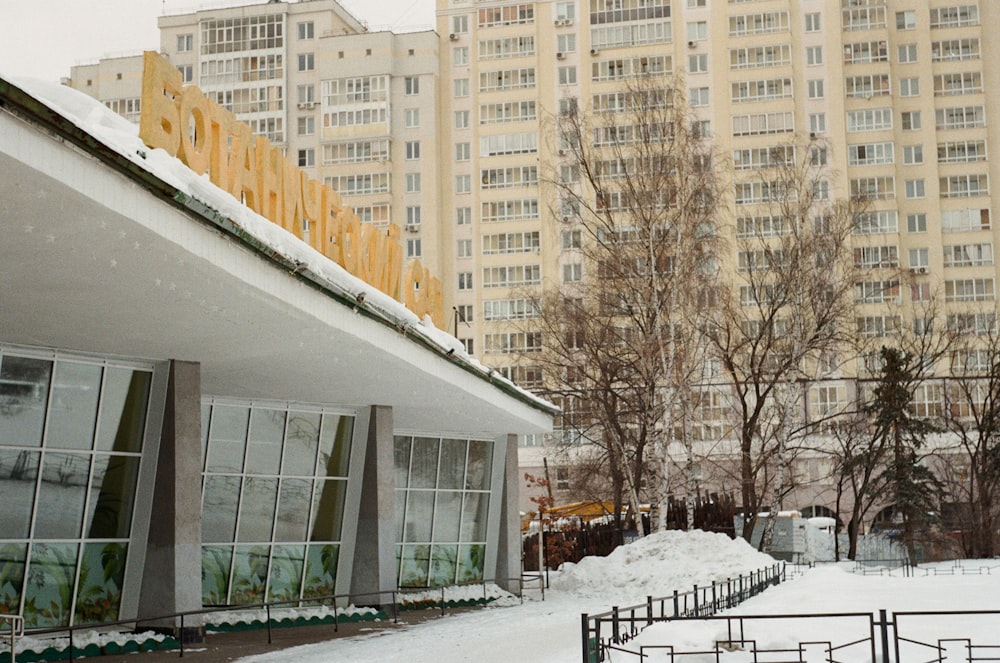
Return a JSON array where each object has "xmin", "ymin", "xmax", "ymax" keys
[
  {"xmin": 449, "ymin": 33, "xmax": 458, "ymax": 41},
  {"xmin": 405, "ymin": 224, "xmax": 420, "ymax": 233},
  {"xmin": 557, "ymin": 52, "xmax": 565, "ymax": 59},
  {"xmin": 590, "ymin": 48, "xmax": 600, "ymax": 56},
  {"xmin": 297, "ymin": 102, "xmax": 315, "ymax": 110}
]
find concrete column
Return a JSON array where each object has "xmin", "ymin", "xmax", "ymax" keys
[
  {"xmin": 349, "ymin": 405, "xmax": 396, "ymax": 607},
  {"xmin": 136, "ymin": 360, "xmax": 204, "ymax": 640},
  {"xmin": 494, "ymin": 434, "xmax": 521, "ymax": 593}
]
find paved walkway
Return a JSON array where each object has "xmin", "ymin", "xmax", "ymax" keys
[{"xmin": 86, "ymin": 608, "xmax": 469, "ymax": 663}]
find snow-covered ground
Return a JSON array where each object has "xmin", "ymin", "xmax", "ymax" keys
[{"xmin": 235, "ymin": 530, "xmax": 1000, "ymax": 663}]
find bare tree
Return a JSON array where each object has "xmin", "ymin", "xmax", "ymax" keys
[
  {"xmin": 530, "ymin": 74, "xmax": 723, "ymax": 536},
  {"xmin": 941, "ymin": 311, "xmax": 1000, "ymax": 557},
  {"xmin": 702, "ymin": 138, "xmax": 862, "ymax": 544}
]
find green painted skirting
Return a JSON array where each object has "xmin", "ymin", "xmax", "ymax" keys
[{"xmin": 206, "ymin": 610, "xmax": 385, "ymax": 633}]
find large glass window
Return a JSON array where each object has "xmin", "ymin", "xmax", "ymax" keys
[
  {"xmin": 0, "ymin": 349, "xmax": 153, "ymax": 628},
  {"xmin": 200, "ymin": 400, "xmax": 354, "ymax": 605},
  {"xmin": 393, "ymin": 436, "xmax": 495, "ymax": 588}
]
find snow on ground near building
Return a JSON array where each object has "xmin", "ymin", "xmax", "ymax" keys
[{"xmin": 236, "ymin": 531, "xmax": 1000, "ymax": 663}]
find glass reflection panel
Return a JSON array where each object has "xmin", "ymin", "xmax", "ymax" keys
[
  {"xmin": 202, "ymin": 475, "xmax": 241, "ymax": 543},
  {"xmin": 398, "ymin": 544, "xmax": 430, "ymax": 588},
  {"xmin": 461, "ymin": 492, "xmax": 490, "ymax": 542},
  {"xmin": 409, "ymin": 437, "xmax": 440, "ymax": 489},
  {"xmin": 429, "ymin": 545, "xmax": 457, "ymax": 587},
  {"xmin": 86, "ymin": 454, "xmax": 140, "ymax": 539},
  {"xmin": 0, "ymin": 449, "xmax": 38, "ymax": 538},
  {"xmin": 0, "ymin": 543, "xmax": 27, "ymax": 616},
  {"xmin": 466, "ymin": 440, "xmax": 493, "ymax": 490},
  {"xmin": 34, "ymin": 452, "xmax": 90, "ymax": 539},
  {"xmin": 274, "ymin": 478, "xmax": 312, "ymax": 542},
  {"xmin": 281, "ymin": 411, "xmax": 321, "ymax": 476},
  {"xmin": 201, "ymin": 404, "xmax": 211, "ymax": 469},
  {"xmin": 230, "ymin": 545, "xmax": 269, "ymax": 605},
  {"xmin": 432, "ymin": 491, "xmax": 463, "ymax": 543},
  {"xmin": 437, "ymin": 438, "xmax": 467, "ymax": 490},
  {"xmin": 201, "ymin": 545, "xmax": 233, "ymax": 605},
  {"xmin": 393, "ymin": 436, "xmax": 411, "ymax": 489},
  {"xmin": 245, "ymin": 408, "xmax": 284, "ymax": 475},
  {"xmin": 402, "ymin": 491, "xmax": 434, "ymax": 543},
  {"xmin": 206, "ymin": 405, "xmax": 249, "ymax": 473},
  {"xmin": 395, "ymin": 490, "xmax": 407, "ymax": 542},
  {"xmin": 267, "ymin": 544, "xmax": 304, "ymax": 602},
  {"xmin": 95, "ymin": 368, "xmax": 151, "ymax": 453},
  {"xmin": 74, "ymin": 542, "xmax": 127, "ymax": 625},
  {"xmin": 457, "ymin": 544, "xmax": 485, "ymax": 583},
  {"xmin": 46, "ymin": 362, "xmax": 102, "ymax": 450},
  {"xmin": 236, "ymin": 477, "xmax": 278, "ymax": 542},
  {"xmin": 310, "ymin": 479, "xmax": 346, "ymax": 542},
  {"xmin": 318, "ymin": 414, "xmax": 353, "ymax": 478},
  {"xmin": 0, "ymin": 355, "xmax": 52, "ymax": 448},
  {"xmin": 23, "ymin": 542, "xmax": 79, "ymax": 628},
  {"xmin": 303, "ymin": 543, "xmax": 338, "ymax": 599}
]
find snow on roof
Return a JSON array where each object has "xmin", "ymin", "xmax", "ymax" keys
[{"xmin": 1, "ymin": 73, "xmax": 556, "ymax": 414}]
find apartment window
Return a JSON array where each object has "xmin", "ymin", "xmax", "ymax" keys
[
  {"xmin": 406, "ymin": 206, "xmax": 421, "ymax": 228},
  {"xmin": 405, "ymin": 141, "xmax": 421, "ymax": 160},
  {"xmin": 898, "ymin": 44, "xmax": 918, "ymax": 63},
  {"xmin": 902, "ymin": 145, "xmax": 923, "ymax": 165},
  {"xmin": 809, "ymin": 113, "xmax": 826, "ymax": 134},
  {"xmin": 405, "ymin": 108, "xmax": 419, "ymax": 128},
  {"xmin": 808, "ymin": 80, "xmax": 824, "ymax": 99},
  {"xmin": 899, "ymin": 78, "xmax": 919, "ymax": 97},
  {"xmin": 932, "ymin": 38, "xmax": 981, "ymax": 62},
  {"xmin": 298, "ymin": 53, "xmax": 314, "ymax": 71},
  {"xmin": 557, "ymin": 34, "xmax": 576, "ymax": 53},
  {"xmin": 944, "ymin": 243, "xmax": 993, "ymax": 267},
  {"xmin": 936, "ymin": 106, "xmax": 985, "ymax": 130},
  {"xmin": 555, "ymin": 1, "xmax": 575, "ymax": 21},
  {"xmin": 453, "ymin": 47, "xmax": 469, "ymax": 66},
  {"xmin": 688, "ymin": 0, "xmax": 706, "ymax": 7},
  {"xmin": 895, "ymin": 10, "xmax": 916, "ymax": 30},
  {"xmin": 562, "ymin": 263, "xmax": 582, "ymax": 282},
  {"xmin": 297, "ymin": 116, "xmax": 314, "ymax": 136},
  {"xmin": 905, "ymin": 179, "xmax": 925, "ymax": 199},
  {"xmin": 690, "ymin": 87, "xmax": 710, "ymax": 107},
  {"xmin": 938, "ymin": 140, "xmax": 987, "ymax": 163},
  {"xmin": 562, "ymin": 230, "xmax": 582, "ymax": 249},
  {"xmin": 297, "ymin": 149, "xmax": 315, "ymax": 168},
  {"xmin": 454, "ymin": 78, "xmax": 469, "ymax": 97},
  {"xmin": 806, "ymin": 46, "xmax": 823, "ymax": 66},
  {"xmin": 811, "ymin": 147, "xmax": 828, "ymax": 166},
  {"xmin": 934, "ymin": 72, "xmax": 983, "ymax": 96},
  {"xmin": 405, "ymin": 173, "xmax": 421, "ymax": 193},
  {"xmin": 945, "ymin": 279, "xmax": 995, "ymax": 302},
  {"xmin": 456, "ymin": 175, "xmax": 471, "ymax": 194},
  {"xmin": 804, "ymin": 13, "xmax": 820, "ymax": 32},
  {"xmin": 297, "ymin": 22, "xmax": 314, "ymax": 40},
  {"xmin": 178, "ymin": 65, "xmax": 194, "ymax": 83},
  {"xmin": 847, "ymin": 108, "xmax": 893, "ymax": 132},
  {"xmin": 688, "ymin": 21, "xmax": 708, "ymax": 41},
  {"xmin": 456, "ymin": 207, "xmax": 472, "ymax": 225},
  {"xmin": 297, "ymin": 85, "xmax": 315, "ymax": 104},
  {"xmin": 558, "ymin": 66, "xmax": 577, "ymax": 85},
  {"xmin": 940, "ymin": 175, "xmax": 989, "ymax": 198},
  {"xmin": 909, "ymin": 248, "xmax": 930, "ymax": 269},
  {"xmin": 177, "ymin": 34, "xmax": 193, "ymax": 52},
  {"xmin": 814, "ymin": 180, "xmax": 830, "ymax": 200},
  {"xmin": 688, "ymin": 54, "xmax": 708, "ymax": 73},
  {"xmin": 458, "ymin": 273, "xmax": 473, "ymax": 291},
  {"xmin": 452, "ymin": 15, "xmax": 469, "ymax": 34},
  {"xmin": 405, "ymin": 77, "xmax": 419, "ymax": 95},
  {"xmin": 457, "ymin": 239, "xmax": 473, "ymax": 258},
  {"xmin": 456, "ymin": 143, "xmax": 471, "ymax": 161},
  {"xmin": 901, "ymin": 111, "xmax": 921, "ymax": 131},
  {"xmin": 406, "ymin": 239, "xmax": 421, "ymax": 259},
  {"xmin": 455, "ymin": 110, "xmax": 470, "ymax": 129},
  {"xmin": 907, "ymin": 213, "xmax": 927, "ymax": 233},
  {"xmin": 930, "ymin": 5, "xmax": 979, "ymax": 29}
]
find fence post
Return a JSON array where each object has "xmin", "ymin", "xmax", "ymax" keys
[
  {"xmin": 711, "ymin": 581, "xmax": 717, "ymax": 613},
  {"xmin": 180, "ymin": 613, "xmax": 185, "ymax": 658},
  {"xmin": 693, "ymin": 585, "xmax": 699, "ymax": 616},
  {"xmin": 879, "ymin": 609, "xmax": 891, "ymax": 663},
  {"xmin": 647, "ymin": 596, "xmax": 653, "ymax": 626},
  {"xmin": 581, "ymin": 614, "xmax": 591, "ymax": 663},
  {"xmin": 266, "ymin": 602, "xmax": 273, "ymax": 644},
  {"xmin": 673, "ymin": 590, "xmax": 679, "ymax": 618},
  {"xmin": 612, "ymin": 606, "xmax": 620, "ymax": 644}
]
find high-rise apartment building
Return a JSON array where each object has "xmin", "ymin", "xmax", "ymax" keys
[{"xmin": 68, "ymin": 0, "xmax": 1000, "ymax": 516}]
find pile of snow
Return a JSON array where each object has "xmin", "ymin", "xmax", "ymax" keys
[{"xmin": 551, "ymin": 529, "xmax": 776, "ymax": 603}]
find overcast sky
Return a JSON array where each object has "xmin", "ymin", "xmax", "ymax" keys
[{"xmin": 0, "ymin": 0, "xmax": 436, "ymax": 83}]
